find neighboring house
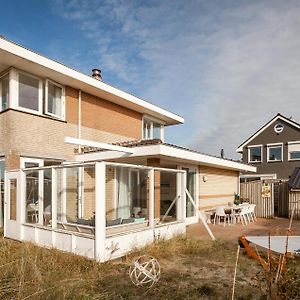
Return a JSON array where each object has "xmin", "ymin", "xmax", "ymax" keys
[
  {"xmin": 0, "ymin": 37, "xmax": 255, "ymax": 261},
  {"xmin": 237, "ymin": 113, "xmax": 300, "ymax": 180}
]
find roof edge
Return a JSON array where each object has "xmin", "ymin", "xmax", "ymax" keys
[
  {"xmin": 236, "ymin": 113, "xmax": 300, "ymax": 152},
  {"xmin": 0, "ymin": 36, "xmax": 184, "ymax": 125}
]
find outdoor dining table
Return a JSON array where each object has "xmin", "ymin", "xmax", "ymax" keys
[
  {"xmin": 207, "ymin": 203, "xmax": 250, "ymax": 225},
  {"xmin": 224, "ymin": 203, "xmax": 251, "ymax": 224}
]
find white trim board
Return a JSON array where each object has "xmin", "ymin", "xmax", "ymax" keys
[
  {"xmin": 76, "ymin": 143, "xmax": 256, "ymax": 172},
  {"xmin": 236, "ymin": 114, "xmax": 300, "ymax": 153},
  {"xmin": 0, "ymin": 37, "xmax": 183, "ymax": 125}
]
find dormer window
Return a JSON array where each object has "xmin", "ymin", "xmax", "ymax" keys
[{"xmin": 143, "ymin": 117, "xmax": 164, "ymax": 140}]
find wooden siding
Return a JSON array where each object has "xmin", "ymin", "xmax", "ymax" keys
[{"xmin": 199, "ymin": 166, "xmax": 238, "ymax": 209}]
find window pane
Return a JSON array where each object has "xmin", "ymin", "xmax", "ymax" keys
[
  {"xmin": 290, "ymin": 151, "xmax": 300, "ymax": 160},
  {"xmin": 249, "ymin": 147, "xmax": 261, "ymax": 162},
  {"xmin": 19, "ymin": 73, "xmax": 39, "ymax": 111},
  {"xmin": 47, "ymin": 81, "xmax": 62, "ymax": 117},
  {"xmin": 25, "ymin": 164, "xmax": 39, "ymax": 223},
  {"xmin": 153, "ymin": 123, "xmax": 161, "ymax": 139},
  {"xmin": 143, "ymin": 121, "xmax": 151, "ymax": 139},
  {"xmin": 9, "ymin": 179, "xmax": 17, "ymax": 221},
  {"xmin": 269, "ymin": 146, "xmax": 282, "ymax": 161},
  {"xmin": 0, "ymin": 74, "xmax": 9, "ymax": 111},
  {"xmin": 185, "ymin": 169, "xmax": 196, "ymax": 218}
]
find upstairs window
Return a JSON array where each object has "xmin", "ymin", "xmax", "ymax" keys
[
  {"xmin": 0, "ymin": 73, "xmax": 9, "ymax": 111},
  {"xmin": 45, "ymin": 80, "xmax": 65, "ymax": 119},
  {"xmin": 267, "ymin": 144, "xmax": 282, "ymax": 162},
  {"xmin": 248, "ymin": 146, "xmax": 262, "ymax": 163},
  {"xmin": 143, "ymin": 118, "xmax": 164, "ymax": 140},
  {"xmin": 288, "ymin": 142, "xmax": 300, "ymax": 161},
  {"xmin": 18, "ymin": 72, "xmax": 42, "ymax": 113}
]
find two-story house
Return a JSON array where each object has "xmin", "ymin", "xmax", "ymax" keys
[
  {"xmin": 0, "ymin": 36, "xmax": 255, "ymax": 261},
  {"xmin": 237, "ymin": 113, "xmax": 300, "ymax": 180}
]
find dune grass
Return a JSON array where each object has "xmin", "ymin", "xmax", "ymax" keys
[{"xmin": 0, "ymin": 232, "xmax": 298, "ymax": 299}]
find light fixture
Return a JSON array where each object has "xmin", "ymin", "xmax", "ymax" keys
[{"xmin": 203, "ymin": 175, "xmax": 207, "ymax": 182}]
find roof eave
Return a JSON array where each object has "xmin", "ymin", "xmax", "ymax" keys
[
  {"xmin": 0, "ymin": 37, "xmax": 184, "ymax": 125},
  {"xmin": 76, "ymin": 144, "xmax": 256, "ymax": 172}
]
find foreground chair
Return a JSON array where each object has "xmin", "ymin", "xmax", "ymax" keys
[
  {"xmin": 234, "ymin": 206, "xmax": 248, "ymax": 226},
  {"xmin": 214, "ymin": 207, "xmax": 230, "ymax": 226},
  {"xmin": 249, "ymin": 204, "xmax": 257, "ymax": 221}
]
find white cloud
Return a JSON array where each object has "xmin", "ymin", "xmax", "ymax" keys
[{"xmin": 56, "ymin": 0, "xmax": 300, "ymax": 158}]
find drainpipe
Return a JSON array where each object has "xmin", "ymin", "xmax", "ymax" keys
[
  {"xmin": 78, "ymin": 90, "xmax": 83, "ymax": 218},
  {"xmin": 78, "ymin": 90, "xmax": 82, "ymax": 153}
]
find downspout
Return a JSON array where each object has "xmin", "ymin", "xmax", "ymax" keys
[
  {"xmin": 78, "ymin": 90, "xmax": 82, "ymax": 153},
  {"xmin": 78, "ymin": 90, "xmax": 83, "ymax": 218}
]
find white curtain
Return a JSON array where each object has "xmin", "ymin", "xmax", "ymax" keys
[{"xmin": 117, "ymin": 168, "xmax": 130, "ymax": 219}]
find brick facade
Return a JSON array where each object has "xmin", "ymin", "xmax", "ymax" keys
[{"xmin": 0, "ymin": 85, "xmax": 143, "ymax": 170}]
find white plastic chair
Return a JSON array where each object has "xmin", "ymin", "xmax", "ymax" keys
[
  {"xmin": 234, "ymin": 206, "xmax": 248, "ymax": 226},
  {"xmin": 249, "ymin": 204, "xmax": 257, "ymax": 222},
  {"xmin": 214, "ymin": 207, "xmax": 230, "ymax": 226}
]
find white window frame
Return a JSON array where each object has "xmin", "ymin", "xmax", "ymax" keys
[
  {"xmin": 267, "ymin": 143, "xmax": 283, "ymax": 162},
  {"xmin": 248, "ymin": 145, "xmax": 263, "ymax": 163},
  {"xmin": 0, "ymin": 72, "xmax": 9, "ymax": 111},
  {"xmin": 288, "ymin": 141, "xmax": 300, "ymax": 161},
  {"xmin": 16, "ymin": 70, "xmax": 43, "ymax": 115},
  {"xmin": 0, "ymin": 157, "xmax": 5, "ymax": 227},
  {"xmin": 181, "ymin": 164, "xmax": 198, "ymax": 222},
  {"xmin": 142, "ymin": 115, "xmax": 165, "ymax": 141},
  {"xmin": 45, "ymin": 79, "xmax": 65, "ymax": 120},
  {"xmin": 21, "ymin": 157, "xmax": 44, "ymax": 225}
]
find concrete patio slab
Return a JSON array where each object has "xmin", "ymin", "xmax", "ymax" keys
[{"xmin": 187, "ymin": 218, "xmax": 300, "ymax": 241}]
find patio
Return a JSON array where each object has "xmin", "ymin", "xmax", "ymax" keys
[{"xmin": 187, "ymin": 217, "xmax": 300, "ymax": 241}]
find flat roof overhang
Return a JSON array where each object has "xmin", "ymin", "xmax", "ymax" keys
[
  {"xmin": 76, "ymin": 144, "xmax": 257, "ymax": 173},
  {"xmin": 0, "ymin": 37, "xmax": 184, "ymax": 126}
]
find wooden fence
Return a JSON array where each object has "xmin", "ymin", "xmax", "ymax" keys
[
  {"xmin": 240, "ymin": 180, "xmax": 300, "ymax": 219},
  {"xmin": 289, "ymin": 190, "xmax": 300, "ymax": 220},
  {"xmin": 240, "ymin": 181, "xmax": 274, "ymax": 218}
]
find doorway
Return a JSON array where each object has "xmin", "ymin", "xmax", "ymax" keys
[{"xmin": 4, "ymin": 172, "xmax": 20, "ymax": 239}]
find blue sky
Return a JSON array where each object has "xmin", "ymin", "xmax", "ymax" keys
[{"xmin": 2, "ymin": 0, "xmax": 300, "ymax": 158}]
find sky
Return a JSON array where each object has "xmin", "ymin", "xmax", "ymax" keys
[{"xmin": 1, "ymin": 0, "xmax": 300, "ymax": 159}]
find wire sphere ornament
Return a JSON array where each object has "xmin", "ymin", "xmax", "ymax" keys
[{"xmin": 129, "ymin": 255, "xmax": 161, "ymax": 287}]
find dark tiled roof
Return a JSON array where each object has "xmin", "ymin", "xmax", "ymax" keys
[
  {"xmin": 79, "ymin": 138, "xmax": 250, "ymax": 167},
  {"xmin": 288, "ymin": 167, "xmax": 300, "ymax": 189}
]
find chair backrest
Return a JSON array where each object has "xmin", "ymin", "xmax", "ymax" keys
[
  {"xmin": 215, "ymin": 206, "xmax": 226, "ymax": 216},
  {"xmin": 249, "ymin": 204, "xmax": 256, "ymax": 213},
  {"xmin": 240, "ymin": 206, "xmax": 248, "ymax": 215}
]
